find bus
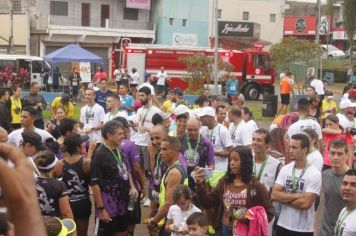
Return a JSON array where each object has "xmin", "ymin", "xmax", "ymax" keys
[{"xmin": 0, "ymin": 54, "xmax": 51, "ymax": 88}]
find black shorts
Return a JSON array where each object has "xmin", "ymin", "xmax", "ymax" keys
[
  {"xmin": 72, "ymin": 85, "xmax": 79, "ymax": 96},
  {"xmin": 156, "ymin": 85, "xmax": 166, "ymax": 94},
  {"xmin": 280, "ymin": 94, "xmax": 290, "ymax": 105},
  {"xmin": 127, "ymin": 201, "xmax": 141, "ymax": 225},
  {"xmin": 98, "ymin": 214, "xmax": 129, "ymax": 235},
  {"xmin": 70, "ymin": 198, "xmax": 92, "ymax": 220}
]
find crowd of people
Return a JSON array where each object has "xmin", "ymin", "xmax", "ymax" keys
[{"xmin": 0, "ymin": 66, "xmax": 355, "ymax": 236}]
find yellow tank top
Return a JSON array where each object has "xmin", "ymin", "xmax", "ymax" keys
[{"xmin": 10, "ymin": 96, "xmax": 22, "ymax": 124}]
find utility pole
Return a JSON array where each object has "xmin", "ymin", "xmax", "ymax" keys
[
  {"xmin": 213, "ymin": 0, "xmax": 219, "ymax": 95},
  {"xmin": 7, "ymin": 0, "xmax": 15, "ymax": 54},
  {"xmin": 315, "ymin": 0, "xmax": 321, "ymax": 79}
]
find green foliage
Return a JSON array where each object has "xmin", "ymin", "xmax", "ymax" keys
[
  {"xmin": 270, "ymin": 37, "xmax": 322, "ymax": 68},
  {"xmin": 179, "ymin": 54, "xmax": 233, "ymax": 94}
]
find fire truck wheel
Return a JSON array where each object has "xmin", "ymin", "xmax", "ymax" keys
[{"xmin": 243, "ymin": 84, "xmax": 260, "ymax": 100}]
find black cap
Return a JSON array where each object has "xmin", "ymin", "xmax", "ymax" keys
[
  {"xmin": 22, "ymin": 130, "xmax": 47, "ymax": 151},
  {"xmin": 173, "ymin": 88, "xmax": 183, "ymax": 96},
  {"xmin": 61, "ymin": 94, "xmax": 71, "ymax": 104}
]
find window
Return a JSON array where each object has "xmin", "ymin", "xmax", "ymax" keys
[
  {"xmin": 50, "ymin": 1, "xmax": 68, "ymax": 16},
  {"xmin": 270, "ymin": 14, "xmax": 276, "ymax": 23},
  {"xmin": 101, "ymin": 5, "xmax": 110, "ymax": 27},
  {"xmin": 123, "ymin": 8, "xmax": 138, "ymax": 20},
  {"xmin": 217, "ymin": 9, "xmax": 222, "ymax": 19},
  {"xmin": 242, "ymin": 11, "xmax": 249, "ymax": 21},
  {"xmin": 253, "ymin": 54, "xmax": 270, "ymax": 71},
  {"xmin": 182, "ymin": 19, "xmax": 187, "ymax": 26},
  {"xmin": 82, "ymin": 3, "xmax": 90, "ymax": 26},
  {"xmin": 12, "ymin": 0, "xmax": 21, "ymax": 12},
  {"xmin": 169, "ymin": 18, "xmax": 174, "ymax": 26}
]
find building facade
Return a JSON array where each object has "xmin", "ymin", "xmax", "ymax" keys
[{"xmin": 151, "ymin": 0, "xmax": 209, "ymax": 47}]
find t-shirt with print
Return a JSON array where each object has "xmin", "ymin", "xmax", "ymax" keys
[
  {"xmin": 229, "ymin": 120, "xmax": 251, "ymax": 147},
  {"xmin": 307, "ymin": 150, "xmax": 323, "ymax": 172},
  {"xmin": 287, "ymin": 118, "xmax": 322, "ymax": 139},
  {"xmin": 80, "ymin": 103, "xmax": 105, "ymax": 143},
  {"xmin": 90, "ymin": 144, "xmax": 130, "ymax": 217},
  {"xmin": 227, "ymin": 79, "xmax": 239, "ymax": 95},
  {"xmin": 200, "ymin": 123, "xmax": 233, "ymax": 171},
  {"xmin": 129, "ymin": 71, "xmax": 140, "ymax": 85},
  {"xmin": 156, "ymin": 71, "xmax": 168, "ymax": 86},
  {"xmin": 36, "ymin": 177, "xmax": 68, "ymax": 217},
  {"xmin": 135, "ymin": 105, "xmax": 162, "ymax": 146},
  {"xmin": 120, "ymin": 139, "xmax": 139, "ymax": 189},
  {"xmin": 103, "ymin": 111, "xmax": 128, "ymax": 123},
  {"xmin": 275, "ymin": 162, "xmax": 321, "ymax": 232},
  {"xmin": 119, "ymin": 94, "xmax": 134, "ymax": 116},
  {"xmin": 335, "ymin": 207, "xmax": 356, "ymax": 236},
  {"xmin": 253, "ymin": 155, "xmax": 280, "ymax": 192},
  {"xmin": 179, "ymin": 134, "xmax": 215, "ymax": 190},
  {"xmin": 95, "ymin": 90, "xmax": 114, "ymax": 112},
  {"xmin": 320, "ymin": 169, "xmax": 346, "ymax": 236},
  {"xmin": 8, "ymin": 127, "xmax": 54, "ymax": 148},
  {"xmin": 222, "ymin": 184, "xmax": 248, "ymax": 225},
  {"xmin": 336, "ymin": 113, "xmax": 354, "ymax": 129},
  {"xmin": 167, "ymin": 204, "xmax": 201, "ymax": 236}
]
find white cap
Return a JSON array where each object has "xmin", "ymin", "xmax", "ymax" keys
[
  {"xmin": 174, "ymin": 105, "xmax": 191, "ymax": 117},
  {"xmin": 197, "ymin": 107, "xmax": 216, "ymax": 117},
  {"xmin": 340, "ymin": 99, "xmax": 354, "ymax": 109}
]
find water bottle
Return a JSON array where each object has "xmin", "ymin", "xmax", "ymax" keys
[{"xmin": 127, "ymin": 192, "xmax": 138, "ymax": 211}]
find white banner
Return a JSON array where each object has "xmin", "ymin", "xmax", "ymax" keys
[
  {"xmin": 172, "ymin": 33, "xmax": 198, "ymax": 46},
  {"xmin": 79, "ymin": 62, "xmax": 91, "ymax": 83}
]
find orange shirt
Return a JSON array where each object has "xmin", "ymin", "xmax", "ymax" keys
[{"xmin": 280, "ymin": 77, "xmax": 292, "ymax": 94}]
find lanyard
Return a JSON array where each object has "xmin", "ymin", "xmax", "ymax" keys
[
  {"xmin": 291, "ymin": 163, "xmax": 310, "ymax": 193},
  {"xmin": 207, "ymin": 125, "xmax": 217, "ymax": 140},
  {"xmin": 187, "ymin": 136, "xmax": 200, "ymax": 161},
  {"xmin": 230, "ymin": 122, "xmax": 239, "ymax": 138},
  {"xmin": 253, "ymin": 156, "xmax": 268, "ymax": 181},
  {"xmin": 155, "ymin": 152, "xmax": 161, "ymax": 167},
  {"xmin": 103, "ymin": 144, "xmax": 122, "ymax": 164},
  {"xmin": 85, "ymin": 104, "xmax": 94, "ymax": 123},
  {"xmin": 335, "ymin": 208, "xmax": 355, "ymax": 235},
  {"xmin": 141, "ymin": 106, "xmax": 152, "ymax": 126}
]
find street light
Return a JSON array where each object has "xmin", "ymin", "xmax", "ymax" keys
[{"xmin": 315, "ymin": 0, "xmax": 321, "ymax": 80}]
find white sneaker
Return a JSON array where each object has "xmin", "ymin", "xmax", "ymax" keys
[{"xmin": 143, "ymin": 198, "xmax": 150, "ymax": 207}]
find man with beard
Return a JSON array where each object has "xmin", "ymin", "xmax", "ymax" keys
[
  {"xmin": 147, "ymin": 125, "xmax": 168, "ymax": 213},
  {"xmin": 337, "ymin": 99, "xmax": 356, "ymax": 129},
  {"xmin": 135, "ymin": 87, "xmax": 161, "ymax": 188},
  {"xmin": 22, "ymin": 82, "xmax": 47, "ymax": 129},
  {"xmin": 179, "ymin": 117, "xmax": 214, "ymax": 191}
]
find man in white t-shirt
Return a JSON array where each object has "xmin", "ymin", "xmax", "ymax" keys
[
  {"xmin": 103, "ymin": 94, "xmax": 128, "ymax": 123},
  {"xmin": 80, "ymin": 88, "xmax": 105, "ymax": 144},
  {"xmin": 135, "ymin": 86, "xmax": 162, "ymax": 173},
  {"xmin": 288, "ymin": 98, "xmax": 322, "ymax": 141},
  {"xmin": 272, "ymin": 133, "xmax": 321, "ymax": 236},
  {"xmin": 335, "ymin": 169, "xmax": 356, "ymax": 236},
  {"xmin": 8, "ymin": 106, "xmax": 54, "ymax": 148},
  {"xmin": 199, "ymin": 107, "xmax": 233, "ymax": 171},
  {"xmin": 337, "ymin": 99, "xmax": 355, "ymax": 129},
  {"xmin": 310, "ymin": 77, "xmax": 325, "ymax": 98},
  {"xmin": 156, "ymin": 66, "xmax": 168, "ymax": 98},
  {"xmin": 228, "ymin": 106, "xmax": 251, "ymax": 148}
]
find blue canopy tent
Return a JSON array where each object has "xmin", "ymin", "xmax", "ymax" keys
[{"xmin": 43, "ymin": 44, "xmax": 105, "ymax": 96}]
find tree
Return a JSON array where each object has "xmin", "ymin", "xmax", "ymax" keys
[
  {"xmin": 179, "ymin": 54, "xmax": 233, "ymax": 94},
  {"xmin": 269, "ymin": 37, "xmax": 322, "ymax": 68},
  {"xmin": 327, "ymin": 0, "xmax": 356, "ymax": 64}
]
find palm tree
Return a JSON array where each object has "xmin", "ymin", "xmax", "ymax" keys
[{"xmin": 327, "ymin": 0, "xmax": 356, "ymax": 64}]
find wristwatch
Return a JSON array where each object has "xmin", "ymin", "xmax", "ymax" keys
[
  {"xmin": 149, "ymin": 218, "xmax": 158, "ymax": 227},
  {"xmin": 97, "ymin": 206, "xmax": 104, "ymax": 212}
]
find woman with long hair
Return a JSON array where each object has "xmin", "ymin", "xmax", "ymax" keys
[
  {"xmin": 194, "ymin": 146, "xmax": 273, "ymax": 235},
  {"xmin": 46, "ymin": 106, "xmax": 66, "ymax": 139},
  {"xmin": 35, "ymin": 150, "xmax": 73, "ymax": 219},
  {"xmin": 308, "ymin": 95, "xmax": 321, "ymax": 123},
  {"xmin": 53, "ymin": 134, "xmax": 91, "ymax": 236}
]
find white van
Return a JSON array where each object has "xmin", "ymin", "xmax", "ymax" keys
[{"xmin": 0, "ymin": 54, "xmax": 51, "ymax": 87}]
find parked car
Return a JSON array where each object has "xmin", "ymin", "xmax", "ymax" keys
[
  {"xmin": 321, "ymin": 44, "xmax": 345, "ymax": 59},
  {"xmin": 345, "ymin": 46, "xmax": 356, "ymax": 59}
]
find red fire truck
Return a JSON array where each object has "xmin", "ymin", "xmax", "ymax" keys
[{"xmin": 112, "ymin": 39, "xmax": 275, "ymax": 100}]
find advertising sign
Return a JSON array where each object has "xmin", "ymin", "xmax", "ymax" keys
[
  {"xmin": 218, "ymin": 21, "xmax": 255, "ymax": 37},
  {"xmin": 79, "ymin": 62, "xmax": 91, "ymax": 83},
  {"xmin": 172, "ymin": 33, "xmax": 198, "ymax": 46},
  {"xmin": 126, "ymin": 0, "xmax": 151, "ymax": 10}
]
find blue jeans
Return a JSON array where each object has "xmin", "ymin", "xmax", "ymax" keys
[{"xmin": 221, "ymin": 223, "xmax": 232, "ymax": 236}]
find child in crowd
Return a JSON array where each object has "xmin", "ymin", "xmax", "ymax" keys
[
  {"xmin": 186, "ymin": 212, "xmax": 209, "ymax": 236},
  {"xmin": 165, "ymin": 185, "xmax": 201, "ymax": 236}
]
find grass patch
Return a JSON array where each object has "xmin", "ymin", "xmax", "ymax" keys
[{"xmin": 43, "ymin": 106, "xmax": 82, "ymax": 121}]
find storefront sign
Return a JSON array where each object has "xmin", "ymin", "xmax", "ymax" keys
[
  {"xmin": 284, "ymin": 16, "xmax": 316, "ymax": 35},
  {"xmin": 172, "ymin": 33, "xmax": 198, "ymax": 46},
  {"xmin": 218, "ymin": 21, "xmax": 255, "ymax": 37},
  {"xmin": 79, "ymin": 62, "xmax": 91, "ymax": 83},
  {"xmin": 126, "ymin": 0, "xmax": 150, "ymax": 10}
]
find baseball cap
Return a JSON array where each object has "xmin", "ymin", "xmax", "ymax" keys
[
  {"xmin": 172, "ymin": 88, "xmax": 184, "ymax": 96},
  {"xmin": 340, "ymin": 99, "xmax": 355, "ymax": 109},
  {"xmin": 174, "ymin": 105, "xmax": 191, "ymax": 117},
  {"xmin": 197, "ymin": 107, "xmax": 216, "ymax": 117},
  {"xmin": 22, "ymin": 130, "xmax": 47, "ymax": 151},
  {"xmin": 60, "ymin": 94, "xmax": 71, "ymax": 104}
]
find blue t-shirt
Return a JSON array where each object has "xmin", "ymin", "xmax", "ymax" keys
[
  {"xmin": 227, "ymin": 79, "xmax": 239, "ymax": 95},
  {"xmin": 95, "ymin": 90, "xmax": 114, "ymax": 112},
  {"xmin": 120, "ymin": 94, "xmax": 134, "ymax": 116}
]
